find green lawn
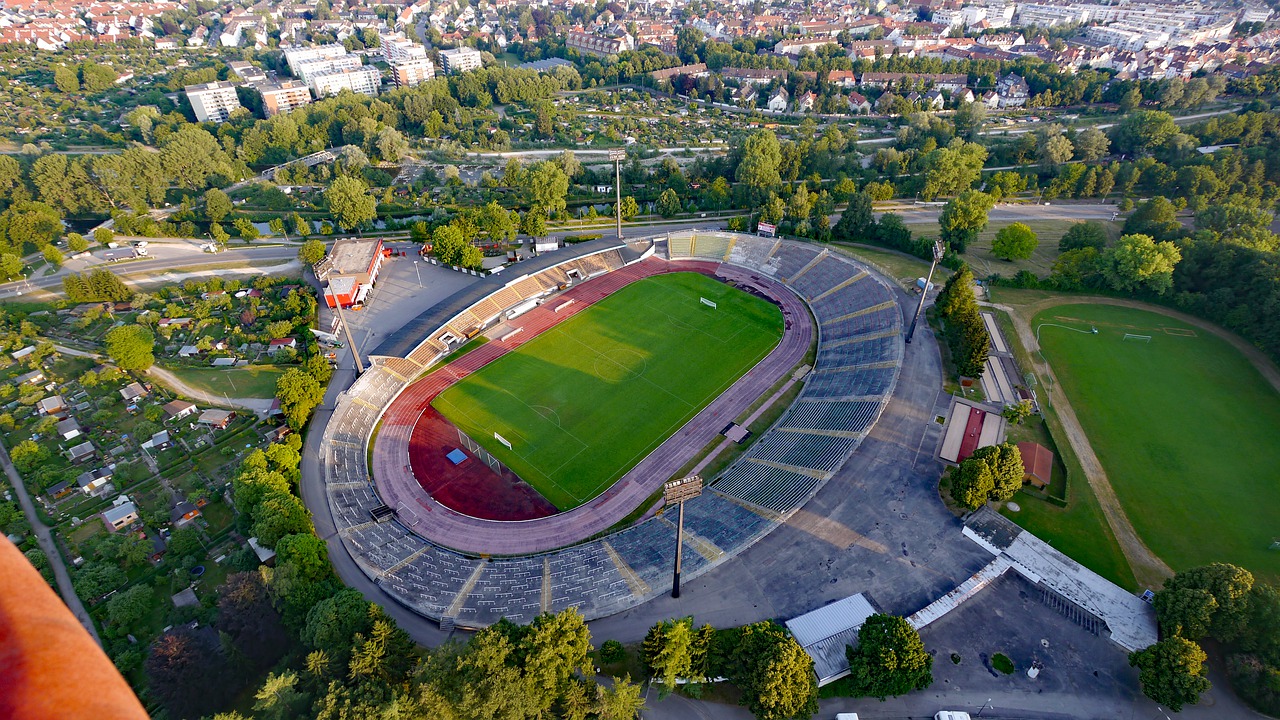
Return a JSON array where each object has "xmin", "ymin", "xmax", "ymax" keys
[
  {"xmin": 161, "ymin": 364, "xmax": 285, "ymax": 399},
  {"xmin": 904, "ymin": 218, "xmax": 1123, "ymax": 279},
  {"xmin": 432, "ymin": 272, "xmax": 784, "ymax": 510},
  {"xmin": 1035, "ymin": 303, "xmax": 1280, "ymax": 582}
]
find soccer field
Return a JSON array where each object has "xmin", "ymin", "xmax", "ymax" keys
[
  {"xmin": 432, "ymin": 272, "xmax": 785, "ymax": 511},
  {"xmin": 1035, "ymin": 304, "xmax": 1280, "ymax": 581}
]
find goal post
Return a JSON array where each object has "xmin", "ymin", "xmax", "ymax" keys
[
  {"xmin": 1123, "ymin": 334, "xmax": 1152, "ymax": 343},
  {"xmin": 700, "ymin": 297, "xmax": 718, "ymax": 309},
  {"xmin": 494, "ymin": 432, "xmax": 513, "ymax": 449}
]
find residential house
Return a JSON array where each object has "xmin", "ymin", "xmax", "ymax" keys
[
  {"xmin": 847, "ymin": 92, "xmax": 871, "ymax": 114},
  {"xmin": 14, "ymin": 370, "xmax": 45, "ymax": 386},
  {"xmin": 38, "ymin": 396, "xmax": 66, "ymax": 415},
  {"xmin": 171, "ymin": 499, "xmax": 202, "ymax": 527},
  {"xmin": 269, "ymin": 338, "xmax": 298, "ymax": 351},
  {"xmin": 68, "ymin": 441, "xmax": 96, "ymax": 463},
  {"xmin": 141, "ymin": 430, "xmax": 170, "ymax": 451},
  {"xmin": 120, "ymin": 382, "xmax": 148, "ymax": 403},
  {"xmin": 767, "ymin": 87, "xmax": 789, "ymax": 112},
  {"xmin": 996, "ymin": 73, "xmax": 1029, "ymax": 107},
  {"xmin": 56, "ymin": 417, "xmax": 81, "ymax": 441},
  {"xmin": 178, "ymin": 345, "xmax": 201, "ymax": 358},
  {"xmin": 925, "ymin": 88, "xmax": 946, "ymax": 110},
  {"xmin": 46, "ymin": 480, "xmax": 74, "ymax": 500},
  {"xmin": 102, "ymin": 497, "xmax": 139, "ymax": 532},
  {"xmin": 163, "ymin": 400, "xmax": 198, "ymax": 421},
  {"xmin": 159, "ymin": 317, "xmax": 194, "ymax": 329},
  {"xmin": 198, "ymin": 409, "xmax": 236, "ymax": 429},
  {"xmin": 827, "ymin": 70, "xmax": 857, "ymax": 88},
  {"xmin": 794, "ymin": 90, "xmax": 816, "ymax": 112},
  {"xmin": 77, "ymin": 468, "xmax": 112, "ymax": 495}
]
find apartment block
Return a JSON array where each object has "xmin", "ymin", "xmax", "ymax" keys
[
  {"xmin": 311, "ymin": 66, "xmax": 382, "ymax": 97},
  {"xmin": 185, "ymin": 81, "xmax": 241, "ymax": 123},
  {"xmin": 438, "ymin": 46, "xmax": 482, "ymax": 74},
  {"xmin": 284, "ymin": 43, "xmax": 348, "ymax": 75},
  {"xmin": 295, "ymin": 53, "xmax": 362, "ymax": 84},
  {"xmin": 260, "ymin": 80, "xmax": 313, "ymax": 117},
  {"xmin": 391, "ymin": 57, "xmax": 436, "ymax": 87}
]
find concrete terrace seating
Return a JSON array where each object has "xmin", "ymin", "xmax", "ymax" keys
[
  {"xmin": 773, "ymin": 243, "xmax": 824, "ymax": 281},
  {"xmin": 816, "ymin": 333, "xmax": 900, "ymax": 370},
  {"xmin": 821, "ymin": 304, "xmax": 901, "ymax": 343},
  {"xmin": 668, "ymin": 233, "xmax": 694, "ymax": 258},
  {"xmin": 715, "ymin": 460, "xmax": 821, "ymax": 513},
  {"xmin": 801, "ymin": 365, "xmax": 897, "ymax": 400},
  {"xmin": 809, "ymin": 278, "xmax": 883, "ymax": 320},
  {"xmin": 790, "ymin": 255, "xmax": 859, "ymax": 301},
  {"xmin": 690, "ymin": 232, "xmax": 733, "ymax": 261},
  {"xmin": 748, "ymin": 430, "xmax": 855, "ymax": 474},
  {"xmin": 779, "ymin": 400, "xmax": 883, "ymax": 435},
  {"xmin": 726, "ymin": 235, "xmax": 779, "ymax": 270}
]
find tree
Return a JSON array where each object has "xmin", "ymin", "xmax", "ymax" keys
[
  {"xmin": 0, "ymin": 202, "xmax": 64, "ymax": 252},
  {"xmin": 433, "ymin": 224, "xmax": 483, "ymax": 268},
  {"xmin": 1074, "ymin": 127, "xmax": 1111, "ymax": 161},
  {"xmin": 219, "ymin": 571, "xmax": 289, "ymax": 669},
  {"xmin": 105, "ymin": 324, "xmax": 155, "ymax": 372},
  {"xmin": 374, "ymin": 127, "xmax": 410, "ymax": 162},
  {"xmin": 106, "ymin": 584, "xmax": 152, "ymax": 629},
  {"xmin": 1124, "ymin": 197, "xmax": 1181, "ymax": 241},
  {"xmin": 293, "ymin": 214, "xmax": 311, "ymax": 237},
  {"xmin": 253, "ymin": 671, "xmax": 304, "ymax": 720},
  {"xmin": 657, "ymin": 189, "xmax": 682, "ymax": 218},
  {"xmin": 53, "ymin": 65, "xmax": 79, "ymax": 93},
  {"xmin": 476, "ymin": 201, "xmax": 517, "ymax": 243},
  {"xmin": 1001, "ymin": 399, "xmax": 1035, "ymax": 425},
  {"xmin": 949, "ymin": 443, "xmax": 1023, "ymax": 508},
  {"xmin": 0, "ymin": 253, "xmax": 21, "ymax": 280},
  {"xmin": 520, "ymin": 209, "xmax": 547, "ymax": 240},
  {"xmin": 94, "ymin": 227, "xmax": 114, "ymax": 246},
  {"xmin": 953, "ymin": 100, "xmax": 987, "ymax": 140},
  {"xmin": 298, "ymin": 239, "xmax": 327, "ymax": 265},
  {"xmin": 1060, "ymin": 221, "xmax": 1108, "ymax": 252},
  {"xmin": 167, "ymin": 528, "xmax": 204, "ymax": 560},
  {"xmin": 42, "ymin": 244, "xmax": 64, "ymax": 268},
  {"xmin": 920, "ymin": 139, "xmax": 987, "ymax": 200},
  {"xmin": 1129, "ymin": 637, "xmax": 1212, "ymax": 712},
  {"xmin": 79, "ymin": 62, "xmax": 118, "ymax": 92},
  {"xmin": 845, "ymin": 614, "xmax": 933, "ymax": 699},
  {"xmin": 643, "ymin": 619, "xmax": 695, "ymax": 695},
  {"xmin": 1100, "ymin": 233, "xmax": 1182, "ymax": 295},
  {"xmin": 304, "ymin": 588, "xmax": 374, "ymax": 666},
  {"xmin": 619, "ymin": 196, "xmax": 639, "ymax": 221},
  {"xmin": 524, "ymin": 161, "xmax": 570, "ymax": 217},
  {"xmin": 1156, "ymin": 564, "xmax": 1255, "ymax": 643},
  {"xmin": 729, "ymin": 622, "xmax": 818, "ymax": 720},
  {"xmin": 146, "ymin": 628, "xmax": 232, "ymax": 719},
  {"xmin": 986, "ymin": 171, "xmax": 1027, "ymax": 200},
  {"xmin": 325, "ymin": 176, "xmax": 377, "ymax": 231},
  {"xmin": 160, "ymin": 125, "xmax": 236, "ymax": 190},
  {"xmin": 1038, "ymin": 133, "xmax": 1074, "ymax": 167},
  {"xmin": 832, "ymin": 192, "xmax": 874, "ymax": 243},
  {"xmin": 234, "ymin": 218, "xmax": 260, "ymax": 241},
  {"xmin": 204, "ymin": 188, "xmax": 232, "ymax": 222},
  {"xmin": 992, "ymin": 222, "xmax": 1038, "ymax": 260},
  {"xmin": 1111, "ymin": 110, "xmax": 1178, "ymax": 156},
  {"xmin": 736, "ymin": 130, "xmax": 783, "ymax": 206},
  {"xmin": 938, "ymin": 191, "xmax": 994, "ymax": 253},
  {"xmin": 275, "ymin": 367, "xmax": 324, "ymax": 430},
  {"xmin": 67, "ymin": 233, "xmax": 89, "ymax": 253}
]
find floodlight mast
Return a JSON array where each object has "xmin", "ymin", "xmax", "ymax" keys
[
  {"xmin": 663, "ymin": 475, "xmax": 703, "ymax": 598},
  {"xmin": 610, "ymin": 149, "xmax": 626, "ymax": 240},
  {"xmin": 905, "ymin": 238, "xmax": 946, "ymax": 345}
]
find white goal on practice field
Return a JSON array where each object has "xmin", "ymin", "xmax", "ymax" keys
[{"xmin": 1123, "ymin": 334, "xmax": 1152, "ymax": 343}]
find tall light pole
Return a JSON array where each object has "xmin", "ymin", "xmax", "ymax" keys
[
  {"xmin": 905, "ymin": 238, "xmax": 945, "ymax": 344},
  {"xmin": 663, "ymin": 475, "xmax": 703, "ymax": 599},
  {"xmin": 413, "ymin": 259, "xmax": 422, "ymax": 288},
  {"xmin": 610, "ymin": 148, "xmax": 626, "ymax": 240}
]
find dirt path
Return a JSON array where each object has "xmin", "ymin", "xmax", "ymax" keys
[
  {"xmin": 145, "ymin": 366, "xmax": 274, "ymax": 414},
  {"xmin": 986, "ymin": 299, "xmax": 1175, "ymax": 589}
]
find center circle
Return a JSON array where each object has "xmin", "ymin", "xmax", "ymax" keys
[{"xmin": 593, "ymin": 348, "xmax": 646, "ymax": 383}]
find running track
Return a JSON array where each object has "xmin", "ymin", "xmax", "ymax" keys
[{"xmin": 370, "ymin": 257, "xmax": 814, "ymax": 555}]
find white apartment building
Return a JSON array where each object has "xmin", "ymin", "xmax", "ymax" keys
[
  {"xmin": 1086, "ymin": 24, "xmax": 1162, "ymax": 51},
  {"xmin": 383, "ymin": 35, "xmax": 428, "ymax": 64},
  {"xmin": 1015, "ymin": 4, "xmax": 1090, "ymax": 26},
  {"xmin": 284, "ymin": 44, "xmax": 348, "ymax": 75},
  {"xmin": 392, "ymin": 57, "xmax": 436, "ymax": 87},
  {"xmin": 260, "ymin": 80, "xmax": 313, "ymax": 117},
  {"xmin": 438, "ymin": 46, "xmax": 483, "ymax": 74},
  {"xmin": 311, "ymin": 66, "xmax": 382, "ymax": 97},
  {"xmin": 185, "ymin": 81, "xmax": 241, "ymax": 123},
  {"xmin": 295, "ymin": 54, "xmax": 362, "ymax": 84}
]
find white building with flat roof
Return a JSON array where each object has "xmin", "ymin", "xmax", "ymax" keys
[
  {"xmin": 439, "ymin": 46, "xmax": 482, "ymax": 74},
  {"xmin": 185, "ymin": 81, "xmax": 241, "ymax": 123},
  {"xmin": 392, "ymin": 57, "xmax": 436, "ymax": 87},
  {"xmin": 260, "ymin": 80, "xmax": 313, "ymax": 117},
  {"xmin": 284, "ymin": 43, "xmax": 348, "ymax": 75},
  {"xmin": 295, "ymin": 53, "xmax": 362, "ymax": 84},
  {"xmin": 383, "ymin": 35, "xmax": 428, "ymax": 64},
  {"xmin": 311, "ymin": 66, "xmax": 382, "ymax": 97}
]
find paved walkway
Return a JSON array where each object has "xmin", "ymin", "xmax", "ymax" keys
[
  {"xmin": 986, "ymin": 300, "xmax": 1173, "ymax": 588},
  {"xmin": 0, "ymin": 441, "xmax": 102, "ymax": 645},
  {"xmin": 145, "ymin": 366, "xmax": 275, "ymax": 414},
  {"xmin": 370, "ymin": 258, "xmax": 813, "ymax": 555}
]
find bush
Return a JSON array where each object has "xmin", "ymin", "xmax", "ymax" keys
[
  {"xmin": 600, "ymin": 639, "xmax": 626, "ymax": 664},
  {"xmin": 562, "ymin": 234, "xmax": 602, "ymax": 244}
]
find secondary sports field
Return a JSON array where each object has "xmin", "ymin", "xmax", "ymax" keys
[
  {"xmin": 432, "ymin": 272, "xmax": 785, "ymax": 511},
  {"xmin": 1035, "ymin": 303, "xmax": 1280, "ymax": 581}
]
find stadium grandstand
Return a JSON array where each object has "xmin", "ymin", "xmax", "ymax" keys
[{"xmin": 319, "ymin": 233, "xmax": 904, "ymax": 629}]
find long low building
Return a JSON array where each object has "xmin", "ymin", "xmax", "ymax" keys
[{"xmin": 316, "ymin": 237, "xmax": 385, "ymax": 308}]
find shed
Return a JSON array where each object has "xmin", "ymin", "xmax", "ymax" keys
[
  {"xmin": 67, "ymin": 441, "xmax": 96, "ymax": 463},
  {"xmin": 1017, "ymin": 441, "xmax": 1054, "ymax": 489},
  {"xmin": 785, "ymin": 593, "xmax": 878, "ymax": 686},
  {"xmin": 102, "ymin": 501, "xmax": 139, "ymax": 532},
  {"xmin": 198, "ymin": 409, "xmax": 236, "ymax": 429},
  {"xmin": 56, "ymin": 417, "xmax": 82, "ymax": 440},
  {"xmin": 38, "ymin": 395, "xmax": 66, "ymax": 415},
  {"xmin": 119, "ymin": 382, "xmax": 148, "ymax": 402}
]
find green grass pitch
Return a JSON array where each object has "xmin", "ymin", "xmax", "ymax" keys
[
  {"xmin": 1034, "ymin": 304, "xmax": 1280, "ymax": 582},
  {"xmin": 432, "ymin": 272, "xmax": 785, "ymax": 511}
]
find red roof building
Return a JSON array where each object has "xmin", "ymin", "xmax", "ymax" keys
[{"xmin": 1017, "ymin": 441, "xmax": 1054, "ymax": 489}]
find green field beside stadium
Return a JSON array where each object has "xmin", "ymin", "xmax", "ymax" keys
[
  {"xmin": 1034, "ymin": 303, "xmax": 1280, "ymax": 581},
  {"xmin": 432, "ymin": 272, "xmax": 785, "ymax": 511}
]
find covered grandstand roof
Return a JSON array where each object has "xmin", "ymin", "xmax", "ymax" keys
[{"xmin": 785, "ymin": 593, "xmax": 878, "ymax": 685}]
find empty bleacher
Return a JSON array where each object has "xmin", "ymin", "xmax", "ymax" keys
[
  {"xmin": 773, "ymin": 243, "xmax": 823, "ymax": 281},
  {"xmin": 790, "ymin": 255, "xmax": 855, "ymax": 301},
  {"xmin": 815, "ymin": 333, "xmax": 901, "ymax": 370},
  {"xmin": 748, "ymin": 431, "xmax": 855, "ymax": 474},
  {"xmin": 690, "ymin": 232, "xmax": 733, "ymax": 261},
  {"xmin": 726, "ymin": 236, "xmax": 779, "ymax": 270},
  {"xmin": 715, "ymin": 460, "xmax": 822, "ymax": 514},
  {"xmin": 820, "ymin": 304, "xmax": 901, "ymax": 343},
  {"xmin": 801, "ymin": 365, "xmax": 897, "ymax": 400},
  {"xmin": 779, "ymin": 400, "xmax": 883, "ymax": 435}
]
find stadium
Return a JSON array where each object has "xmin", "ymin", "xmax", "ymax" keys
[{"xmin": 320, "ymin": 232, "xmax": 905, "ymax": 629}]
